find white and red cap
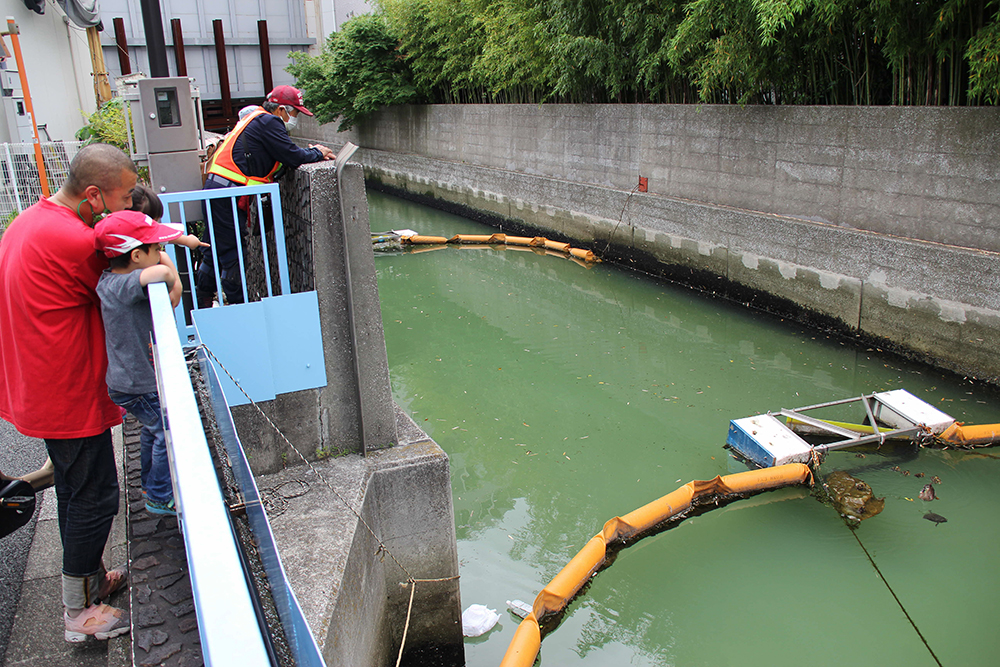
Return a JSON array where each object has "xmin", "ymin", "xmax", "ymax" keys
[
  {"xmin": 94, "ymin": 210, "xmax": 184, "ymax": 257},
  {"xmin": 266, "ymin": 85, "xmax": 313, "ymax": 116}
]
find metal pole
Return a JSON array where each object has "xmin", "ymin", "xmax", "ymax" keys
[
  {"xmin": 257, "ymin": 21, "xmax": 273, "ymax": 96},
  {"xmin": 2, "ymin": 19, "xmax": 49, "ymax": 197},
  {"xmin": 113, "ymin": 17, "xmax": 131, "ymax": 75},
  {"xmin": 139, "ymin": 0, "xmax": 169, "ymax": 77},
  {"xmin": 171, "ymin": 18, "xmax": 188, "ymax": 76},
  {"xmin": 212, "ymin": 20, "xmax": 233, "ymax": 121}
]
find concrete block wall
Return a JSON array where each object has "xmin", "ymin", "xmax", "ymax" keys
[
  {"xmin": 299, "ymin": 104, "xmax": 1000, "ymax": 383},
  {"xmin": 233, "ymin": 160, "xmax": 399, "ymax": 474},
  {"xmin": 228, "ymin": 157, "xmax": 463, "ymax": 662},
  {"xmin": 257, "ymin": 408, "xmax": 463, "ymax": 667},
  {"xmin": 311, "ymin": 104, "xmax": 1000, "ymax": 250}
]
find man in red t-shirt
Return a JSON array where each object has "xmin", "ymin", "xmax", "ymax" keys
[{"xmin": 0, "ymin": 143, "xmax": 137, "ymax": 641}]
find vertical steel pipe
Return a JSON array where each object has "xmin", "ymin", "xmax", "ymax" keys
[
  {"xmin": 212, "ymin": 19, "xmax": 233, "ymax": 120},
  {"xmin": 139, "ymin": 0, "xmax": 169, "ymax": 77},
  {"xmin": 113, "ymin": 17, "xmax": 130, "ymax": 75},
  {"xmin": 171, "ymin": 18, "xmax": 187, "ymax": 76},
  {"xmin": 257, "ymin": 21, "xmax": 273, "ymax": 96}
]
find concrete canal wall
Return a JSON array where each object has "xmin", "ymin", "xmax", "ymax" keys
[
  {"xmin": 234, "ymin": 160, "xmax": 463, "ymax": 663},
  {"xmin": 301, "ymin": 105, "xmax": 1000, "ymax": 384}
]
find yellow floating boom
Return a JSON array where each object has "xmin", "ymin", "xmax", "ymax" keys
[
  {"xmin": 499, "ymin": 463, "xmax": 814, "ymax": 667},
  {"xmin": 401, "ymin": 233, "xmax": 600, "ymax": 263}
]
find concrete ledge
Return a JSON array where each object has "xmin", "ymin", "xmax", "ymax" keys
[{"xmin": 256, "ymin": 405, "xmax": 461, "ymax": 667}]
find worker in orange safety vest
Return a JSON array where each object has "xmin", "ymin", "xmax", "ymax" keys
[{"xmin": 196, "ymin": 85, "xmax": 334, "ymax": 307}]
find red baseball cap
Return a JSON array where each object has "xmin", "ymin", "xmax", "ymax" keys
[
  {"xmin": 94, "ymin": 210, "xmax": 184, "ymax": 257},
  {"xmin": 266, "ymin": 85, "xmax": 313, "ymax": 116}
]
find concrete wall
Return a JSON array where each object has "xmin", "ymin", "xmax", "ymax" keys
[
  {"xmin": 235, "ymin": 159, "xmax": 398, "ymax": 473},
  {"xmin": 233, "ymin": 157, "xmax": 463, "ymax": 662},
  {"xmin": 255, "ymin": 408, "xmax": 463, "ymax": 667},
  {"xmin": 299, "ymin": 105, "xmax": 1000, "ymax": 383}
]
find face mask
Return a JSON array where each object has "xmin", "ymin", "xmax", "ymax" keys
[
  {"xmin": 78, "ymin": 188, "xmax": 111, "ymax": 225},
  {"xmin": 284, "ymin": 109, "xmax": 299, "ymax": 132}
]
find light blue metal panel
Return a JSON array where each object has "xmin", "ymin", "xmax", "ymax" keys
[
  {"xmin": 262, "ymin": 292, "xmax": 328, "ymax": 395},
  {"xmin": 193, "ymin": 303, "xmax": 276, "ymax": 406}
]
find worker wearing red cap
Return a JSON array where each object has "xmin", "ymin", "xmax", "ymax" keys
[{"xmin": 198, "ymin": 85, "xmax": 334, "ymax": 307}]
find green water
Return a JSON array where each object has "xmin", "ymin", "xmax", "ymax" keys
[{"xmin": 369, "ymin": 190, "xmax": 1000, "ymax": 667}]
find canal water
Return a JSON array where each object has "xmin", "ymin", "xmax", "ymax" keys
[{"xmin": 369, "ymin": 190, "xmax": 1000, "ymax": 667}]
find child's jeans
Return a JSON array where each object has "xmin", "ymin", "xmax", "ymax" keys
[{"xmin": 108, "ymin": 390, "xmax": 172, "ymax": 505}]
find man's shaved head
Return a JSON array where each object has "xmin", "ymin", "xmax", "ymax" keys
[{"xmin": 63, "ymin": 143, "xmax": 137, "ymax": 196}]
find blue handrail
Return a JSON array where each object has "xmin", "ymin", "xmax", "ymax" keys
[
  {"xmin": 148, "ymin": 189, "xmax": 328, "ymax": 665},
  {"xmin": 159, "ymin": 183, "xmax": 291, "ymax": 338},
  {"xmin": 148, "ymin": 282, "xmax": 271, "ymax": 666}
]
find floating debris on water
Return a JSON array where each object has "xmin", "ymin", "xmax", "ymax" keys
[{"xmin": 823, "ymin": 470, "xmax": 884, "ymax": 522}]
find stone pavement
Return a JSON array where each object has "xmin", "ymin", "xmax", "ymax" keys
[
  {"xmin": 4, "ymin": 420, "xmax": 203, "ymax": 667},
  {"xmin": 4, "ymin": 427, "xmax": 129, "ymax": 667}
]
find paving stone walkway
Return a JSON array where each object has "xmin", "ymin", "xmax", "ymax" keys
[{"xmin": 123, "ymin": 420, "xmax": 202, "ymax": 667}]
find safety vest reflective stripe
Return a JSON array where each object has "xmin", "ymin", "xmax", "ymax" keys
[{"xmin": 207, "ymin": 109, "xmax": 281, "ymax": 185}]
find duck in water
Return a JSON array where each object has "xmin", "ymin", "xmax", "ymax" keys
[{"xmin": 918, "ymin": 484, "xmax": 937, "ymax": 501}]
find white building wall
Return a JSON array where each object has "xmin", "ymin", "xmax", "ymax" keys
[
  {"xmin": 0, "ymin": 0, "xmax": 371, "ymax": 142},
  {"xmin": 0, "ymin": 0, "xmax": 97, "ymax": 142},
  {"xmin": 308, "ymin": 0, "xmax": 371, "ymax": 51},
  {"xmin": 99, "ymin": 0, "xmax": 316, "ymax": 101}
]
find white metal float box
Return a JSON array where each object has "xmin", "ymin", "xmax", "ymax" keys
[{"xmin": 727, "ymin": 414, "xmax": 813, "ymax": 468}]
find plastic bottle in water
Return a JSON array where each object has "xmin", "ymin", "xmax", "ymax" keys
[{"xmin": 506, "ymin": 599, "xmax": 532, "ymax": 619}]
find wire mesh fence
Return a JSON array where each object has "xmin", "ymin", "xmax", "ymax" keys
[{"xmin": 0, "ymin": 141, "xmax": 84, "ymax": 225}]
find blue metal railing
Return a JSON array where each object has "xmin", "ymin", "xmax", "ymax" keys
[
  {"xmin": 148, "ymin": 282, "xmax": 271, "ymax": 665},
  {"xmin": 147, "ymin": 180, "xmax": 328, "ymax": 665},
  {"xmin": 159, "ymin": 183, "xmax": 290, "ymax": 339}
]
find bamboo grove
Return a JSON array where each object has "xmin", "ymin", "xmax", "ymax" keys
[{"xmin": 287, "ymin": 0, "xmax": 1000, "ymax": 130}]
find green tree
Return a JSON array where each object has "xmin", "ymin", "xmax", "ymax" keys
[
  {"xmin": 378, "ymin": 0, "xmax": 486, "ymax": 102},
  {"xmin": 287, "ymin": 13, "xmax": 418, "ymax": 130}
]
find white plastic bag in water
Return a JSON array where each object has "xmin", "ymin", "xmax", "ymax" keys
[{"xmin": 462, "ymin": 604, "xmax": 500, "ymax": 637}]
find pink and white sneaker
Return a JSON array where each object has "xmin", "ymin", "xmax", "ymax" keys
[{"xmin": 64, "ymin": 603, "xmax": 130, "ymax": 642}]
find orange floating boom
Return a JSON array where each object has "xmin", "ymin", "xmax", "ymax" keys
[
  {"xmin": 400, "ymin": 232, "xmax": 600, "ymax": 263},
  {"xmin": 499, "ymin": 463, "xmax": 814, "ymax": 667},
  {"xmin": 938, "ymin": 422, "xmax": 1000, "ymax": 446}
]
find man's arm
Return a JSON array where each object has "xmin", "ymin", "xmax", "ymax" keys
[{"xmin": 251, "ymin": 114, "xmax": 329, "ymax": 169}]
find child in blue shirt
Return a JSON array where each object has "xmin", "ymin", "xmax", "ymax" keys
[{"xmin": 94, "ymin": 209, "xmax": 206, "ymax": 515}]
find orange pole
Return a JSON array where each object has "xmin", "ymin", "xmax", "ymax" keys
[{"xmin": 4, "ymin": 19, "xmax": 49, "ymax": 197}]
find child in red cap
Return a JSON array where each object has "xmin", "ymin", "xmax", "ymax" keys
[{"xmin": 94, "ymin": 210, "xmax": 206, "ymax": 516}]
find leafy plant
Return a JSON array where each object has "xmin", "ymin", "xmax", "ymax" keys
[
  {"xmin": 287, "ymin": 13, "xmax": 419, "ymax": 130},
  {"xmin": 289, "ymin": 0, "xmax": 1000, "ymax": 111},
  {"xmin": 75, "ymin": 97, "xmax": 132, "ymax": 150}
]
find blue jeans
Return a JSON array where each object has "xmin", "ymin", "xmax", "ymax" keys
[
  {"xmin": 108, "ymin": 390, "xmax": 173, "ymax": 505},
  {"xmin": 195, "ymin": 259, "xmax": 245, "ymax": 308},
  {"xmin": 45, "ymin": 430, "xmax": 119, "ymax": 578}
]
